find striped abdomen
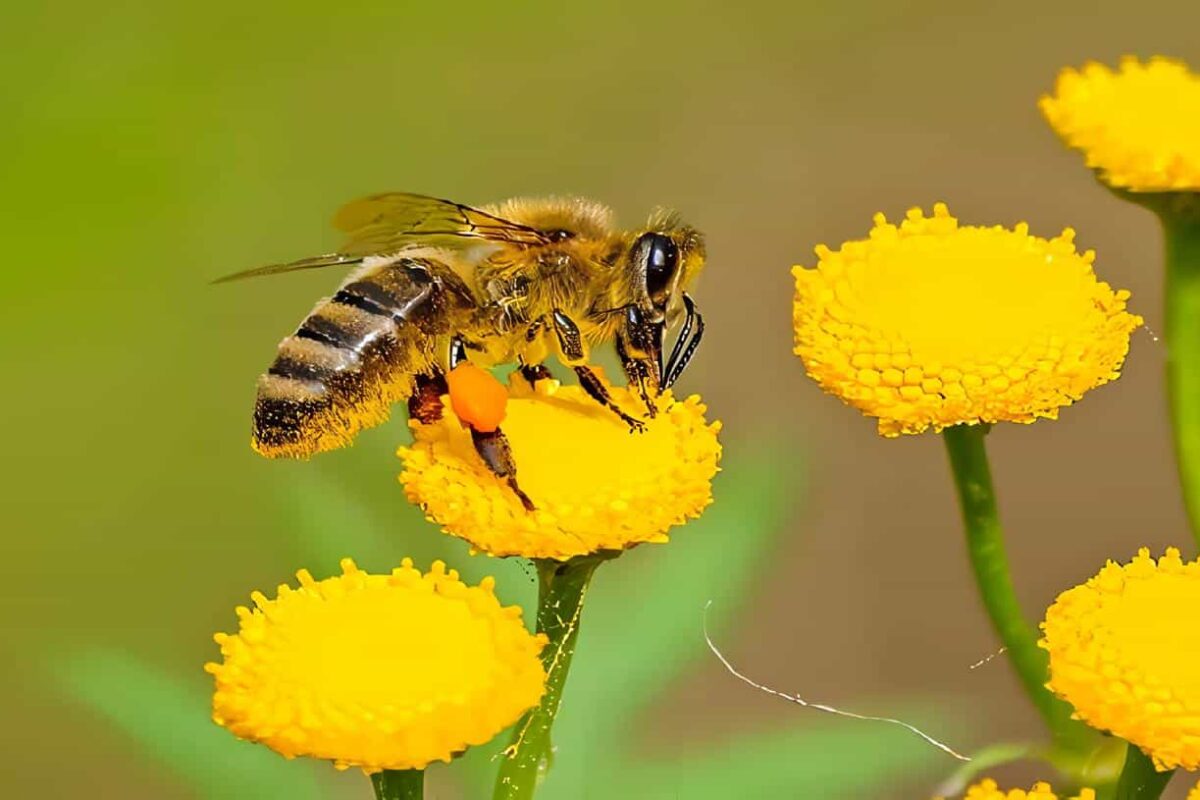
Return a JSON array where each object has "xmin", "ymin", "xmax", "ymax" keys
[{"xmin": 253, "ymin": 256, "xmax": 473, "ymax": 458}]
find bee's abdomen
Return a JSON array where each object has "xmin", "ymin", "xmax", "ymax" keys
[{"xmin": 252, "ymin": 259, "xmax": 467, "ymax": 458}]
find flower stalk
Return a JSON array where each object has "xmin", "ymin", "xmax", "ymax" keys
[
  {"xmin": 494, "ymin": 553, "xmax": 609, "ymax": 799},
  {"xmin": 1159, "ymin": 199, "xmax": 1200, "ymax": 549},
  {"xmin": 371, "ymin": 769, "xmax": 424, "ymax": 800},
  {"xmin": 941, "ymin": 424, "xmax": 1091, "ymax": 750},
  {"xmin": 1113, "ymin": 743, "xmax": 1173, "ymax": 800}
]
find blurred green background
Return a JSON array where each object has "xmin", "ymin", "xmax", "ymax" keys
[{"xmin": 3, "ymin": 1, "xmax": 1199, "ymax": 797}]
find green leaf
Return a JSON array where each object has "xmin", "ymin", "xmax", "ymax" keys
[
  {"xmin": 55, "ymin": 647, "xmax": 324, "ymax": 800},
  {"xmin": 614, "ymin": 707, "xmax": 955, "ymax": 799},
  {"xmin": 932, "ymin": 741, "xmax": 1037, "ymax": 797}
]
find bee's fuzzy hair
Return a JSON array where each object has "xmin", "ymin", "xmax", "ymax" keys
[{"xmin": 484, "ymin": 196, "xmax": 616, "ymax": 240}]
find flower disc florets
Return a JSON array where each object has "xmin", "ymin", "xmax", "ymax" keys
[
  {"xmin": 206, "ymin": 558, "xmax": 547, "ymax": 772},
  {"xmin": 938, "ymin": 779, "xmax": 1094, "ymax": 800},
  {"xmin": 1041, "ymin": 547, "xmax": 1200, "ymax": 771},
  {"xmin": 792, "ymin": 204, "xmax": 1141, "ymax": 436},
  {"xmin": 1041, "ymin": 56, "xmax": 1200, "ymax": 191},
  {"xmin": 398, "ymin": 375, "xmax": 721, "ymax": 560}
]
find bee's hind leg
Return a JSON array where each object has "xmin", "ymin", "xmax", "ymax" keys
[
  {"xmin": 441, "ymin": 338, "xmax": 536, "ymax": 512},
  {"xmin": 470, "ymin": 426, "xmax": 535, "ymax": 512},
  {"xmin": 407, "ymin": 369, "xmax": 448, "ymax": 424}
]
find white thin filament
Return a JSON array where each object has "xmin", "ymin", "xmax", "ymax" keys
[{"xmin": 703, "ymin": 601, "xmax": 970, "ymax": 762}]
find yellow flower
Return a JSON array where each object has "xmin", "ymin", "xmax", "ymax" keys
[
  {"xmin": 398, "ymin": 376, "xmax": 721, "ymax": 560},
  {"xmin": 791, "ymin": 204, "xmax": 1141, "ymax": 436},
  {"xmin": 1041, "ymin": 56, "xmax": 1200, "ymax": 191},
  {"xmin": 936, "ymin": 779, "xmax": 1094, "ymax": 800},
  {"xmin": 1189, "ymin": 782, "xmax": 1200, "ymax": 800},
  {"xmin": 206, "ymin": 558, "xmax": 547, "ymax": 772},
  {"xmin": 1041, "ymin": 547, "xmax": 1200, "ymax": 771}
]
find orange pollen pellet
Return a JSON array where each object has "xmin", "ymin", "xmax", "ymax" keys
[{"xmin": 446, "ymin": 363, "xmax": 508, "ymax": 433}]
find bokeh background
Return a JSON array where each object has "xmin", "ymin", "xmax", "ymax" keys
[{"xmin": 4, "ymin": 1, "xmax": 1199, "ymax": 797}]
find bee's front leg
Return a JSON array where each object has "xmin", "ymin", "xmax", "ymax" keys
[
  {"xmin": 550, "ymin": 309, "xmax": 647, "ymax": 433},
  {"xmin": 615, "ymin": 305, "xmax": 668, "ymax": 418},
  {"xmin": 616, "ymin": 334, "xmax": 657, "ymax": 418}
]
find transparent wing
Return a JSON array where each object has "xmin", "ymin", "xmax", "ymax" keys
[
  {"xmin": 214, "ymin": 192, "xmax": 552, "ymax": 284},
  {"xmin": 333, "ymin": 192, "xmax": 554, "ymax": 254},
  {"xmin": 211, "ymin": 254, "xmax": 361, "ymax": 284}
]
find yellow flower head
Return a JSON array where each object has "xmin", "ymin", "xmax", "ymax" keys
[
  {"xmin": 206, "ymin": 558, "xmax": 547, "ymax": 772},
  {"xmin": 937, "ymin": 779, "xmax": 1094, "ymax": 800},
  {"xmin": 792, "ymin": 204, "xmax": 1141, "ymax": 436},
  {"xmin": 398, "ymin": 376, "xmax": 721, "ymax": 560},
  {"xmin": 1041, "ymin": 547, "xmax": 1200, "ymax": 771},
  {"xmin": 1189, "ymin": 782, "xmax": 1200, "ymax": 800},
  {"xmin": 1041, "ymin": 56, "xmax": 1200, "ymax": 191}
]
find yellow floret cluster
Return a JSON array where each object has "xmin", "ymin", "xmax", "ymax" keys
[
  {"xmin": 206, "ymin": 558, "xmax": 547, "ymax": 772},
  {"xmin": 792, "ymin": 204, "xmax": 1141, "ymax": 436},
  {"xmin": 1041, "ymin": 56, "xmax": 1200, "ymax": 191},
  {"xmin": 399, "ymin": 376, "xmax": 721, "ymax": 560},
  {"xmin": 1041, "ymin": 547, "xmax": 1200, "ymax": 771},
  {"xmin": 938, "ymin": 778, "xmax": 1094, "ymax": 800}
]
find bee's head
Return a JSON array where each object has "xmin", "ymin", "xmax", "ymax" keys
[
  {"xmin": 618, "ymin": 214, "xmax": 705, "ymax": 392},
  {"xmin": 628, "ymin": 214, "xmax": 705, "ymax": 322}
]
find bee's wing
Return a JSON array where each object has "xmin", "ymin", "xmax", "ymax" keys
[
  {"xmin": 211, "ymin": 253, "xmax": 361, "ymax": 284},
  {"xmin": 214, "ymin": 192, "xmax": 551, "ymax": 284},
  {"xmin": 333, "ymin": 192, "xmax": 554, "ymax": 254}
]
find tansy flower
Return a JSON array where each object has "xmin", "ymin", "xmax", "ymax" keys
[
  {"xmin": 399, "ymin": 375, "xmax": 721, "ymax": 560},
  {"xmin": 1041, "ymin": 547, "xmax": 1200, "ymax": 771},
  {"xmin": 206, "ymin": 558, "xmax": 547, "ymax": 772},
  {"xmin": 937, "ymin": 779, "xmax": 1095, "ymax": 800},
  {"xmin": 1042, "ymin": 56, "xmax": 1200, "ymax": 192},
  {"xmin": 792, "ymin": 203, "xmax": 1141, "ymax": 436}
]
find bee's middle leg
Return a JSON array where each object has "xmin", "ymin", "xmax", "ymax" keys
[
  {"xmin": 550, "ymin": 309, "xmax": 647, "ymax": 432},
  {"xmin": 574, "ymin": 365, "xmax": 646, "ymax": 433}
]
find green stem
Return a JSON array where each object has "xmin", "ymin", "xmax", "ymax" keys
[
  {"xmin": 1161, "ymin": 208, "xmax": 1200, "ymax": 550},
  {"xmin": 494, "ymin": 554, "xmax": 606, "ymax": 800},
  {"xmin": 371, "ymin": 769, "xmax": 424, "ymax": 800},
  {"xmin": 1113, "ymin": 743, "xmax": 1173, "ymax": 800},
  {"xmin": 941, "ymin": 425, "xmax": 1092, "ymax": 750}
]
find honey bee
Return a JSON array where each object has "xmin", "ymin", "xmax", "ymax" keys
[{"xmin": 218, "ymin": 192, "xmax": 706, "ymax": 508}]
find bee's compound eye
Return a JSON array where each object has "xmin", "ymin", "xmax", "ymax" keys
[{"xmin": 641, "ymin": 233, "xmax": 679, "ymax": 304}]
